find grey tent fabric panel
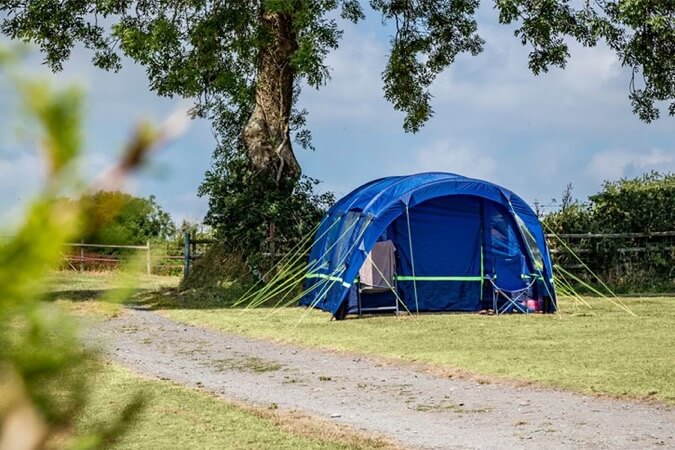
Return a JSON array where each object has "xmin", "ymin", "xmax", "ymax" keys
[{"xmin": 359, "ymin": 240, "xmax": 396, "ymax": 293}]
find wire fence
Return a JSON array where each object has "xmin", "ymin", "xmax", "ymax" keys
[
  {"xmin": 547, "ymin": 232, "xmax": 675, "ymax": 292},
  {"xmin": 38, "ymin": 234, "xmax": 215, "ymax": 276},
  {"xmin": 3, "ymin": 231, "xmax": 673, "ymax": 292}
]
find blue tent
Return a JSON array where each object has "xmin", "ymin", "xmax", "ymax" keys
[{"xmin": 300, "ymin": 172, "xmax": 556, "ymax": 318}]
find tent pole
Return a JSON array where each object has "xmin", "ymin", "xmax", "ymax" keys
[
  {"xmin": 405, "ymin": 204, "xmax": 420, "ymax": 314},
  {"xmin": 479, "ymin": 199, "xmax": 485, "ymax": 305}
]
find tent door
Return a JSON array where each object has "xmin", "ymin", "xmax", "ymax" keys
[
  {"xmin": 357, "ymin": 278, "xmax": 400, "ymax": 316},
  {"xmin": 357, "ymin": 240, "xmax": 400, "ymax": 316}
]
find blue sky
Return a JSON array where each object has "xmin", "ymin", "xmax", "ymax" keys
[{"xmin": 1, "ymin": 5, "xmax": 674, "ymax": 227}]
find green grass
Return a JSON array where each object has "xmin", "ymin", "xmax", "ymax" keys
[
  {"xmin": 78, "ymin": 364, "xmax": 392, "ymax": 450},
  {"xmin": 46, "ymin": 272, "xmax": 395, "ymax": 449}
]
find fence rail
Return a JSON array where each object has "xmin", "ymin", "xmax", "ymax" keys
[
  {"xmin": 548, "ymin": 231, "xmax": 675, "ymax": 239},
  {"xmin": 61, "ymin": 241, "xmax": 153, "ymax": 274},
  {"xmin": 546, "ymin": 231, "xmax": 675, "ymax": 291},
  {"xmin": 62, "ymin": 242, "xmax": 150, "ymax": 250},
  {"xmin": 53, "ymin": 234, "xmax": 218, "ymax": 276}
]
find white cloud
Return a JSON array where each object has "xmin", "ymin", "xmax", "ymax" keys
[
  {"xmin": 408, "ymin": 140, "xmax": 498, "ymax": 181},
  {"xmin": 427, "ymin": 20, "xmax": 628, "ymax": 133},
  {"xmin": 558, "ymin": 43, "xmax": 620, "ymax": 93},
  {"xmin": 587, "ymin": 148, "xmax": 675, "ymax": 181}
]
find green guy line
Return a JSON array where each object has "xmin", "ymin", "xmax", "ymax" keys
[{"xmin": 395, "ymin": 275, "xmax": 483, "ymax": 281}]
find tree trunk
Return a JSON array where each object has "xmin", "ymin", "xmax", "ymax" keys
[{"xmin": 243, "ymin": 10, "xmax": 300, "ymax": 186}]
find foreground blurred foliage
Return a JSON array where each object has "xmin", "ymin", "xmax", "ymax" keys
[{"xmin": 0, "ymin": 50, "xmax": 146, "ymax": 450}]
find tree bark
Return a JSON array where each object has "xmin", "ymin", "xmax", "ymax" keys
[{"xmin": 243, "ymin": 10, "xmax": 301, "ymax": 186}]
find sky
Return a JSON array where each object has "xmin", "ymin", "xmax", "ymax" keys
[{"xmin": 1, "ymin": 5, "xmax": 674, "ymax": 228}]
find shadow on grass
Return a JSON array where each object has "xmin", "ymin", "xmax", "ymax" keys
[
  {"xmin": 45, "ymin": 289, "xmax": 123, "ymax": 302},
  {"xmin": 133, "ymin": 282, "xmax": 298, "ymax": 311},
  {"xmin": 132, "ymin": 285, "xmax": 255, "ymax": 310},
  {"xmin": 44, "ymin": 278, "xmax": 306, "ymax": 311}
]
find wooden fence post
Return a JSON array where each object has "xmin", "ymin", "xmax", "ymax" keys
[
  {"xmin": 183, "ymin": 232, "xmax": 190, "ymax": 278},
  {"xmin": 146, "ymin": 240, "xmax": 151, "ymax": 275},
  {"xmin": 79, "ymin": 240, "xmax": 84, "ymax": 272}
]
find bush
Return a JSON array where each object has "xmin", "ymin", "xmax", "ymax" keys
[
  {"xmin": 544, "ymin": 173, "xmax": 675, "ymax": 292},
  {"xmin": 199, "ymin": 143, "xmax": 334, "ymax": 278},
  {"xmin": 180, "ymin": 243, "xmax": 253, "ymax": 290}
]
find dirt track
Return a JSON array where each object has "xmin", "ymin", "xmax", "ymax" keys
[{"xmin": 89, "ymin": 309, "xmax": 674, "ymax": 449}]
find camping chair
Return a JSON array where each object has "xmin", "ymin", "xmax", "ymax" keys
[{"xmin": 487, "ymin": 256, "xmax": 536, "ymax": 315}]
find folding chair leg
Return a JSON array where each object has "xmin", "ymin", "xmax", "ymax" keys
[{"xmin": 494, "ymin": 290, "xmax": 528, "ymax": 315}]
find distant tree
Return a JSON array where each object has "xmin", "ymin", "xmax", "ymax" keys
[
  {"xmin": 73, "ymin": 191, "xmax": 176, "ymax": 244},
  {"xmin": 177, "ymin": 219, "xmax": 200, "ymax": 238},
  {"xmin": 560, "ymin": 183, "xmax": 574, "ymax": 212},
  {"xmin": 543, "ymin": 182, "xmax": 596, "ymax": 234},
  {"xmin": 175, "ymin": 218, "xmax": 214, "ymax": 245},
  {"xmin": 544, "ymin": 172, "xmax": 675, "ymax": 291},
  {"xmin": 544, "ymin": 201, "xmax": 595, "ymax": 235},
  {"xmin": 144, "ymin": 195, "xmax": 176, "ymax": 239}
]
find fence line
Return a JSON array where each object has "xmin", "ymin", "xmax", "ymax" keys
[
  {"xmin": 550, "ymin": 246, "xmax": 675, "ymax": 254},
  {"xmin": 546, "ymin": 230, "xmax": 675, "ymax": 291},
  {"xmin": 549, "ymin": 231, "xmax": 675, "ymax": 239},
  {"xmin": 55, "ymin": 235, "xmax": 217, "ymax": 276},
  {"xmin": 63, "ymin": 242, "xmax": 149, "ymax": 250},
  {"xmin": 4, "ymin": 230, "xmax": 674, "ymax": 289},
  {"xmin": 61, "ymin": 241, "xmax": 153, "ymax": 274}
]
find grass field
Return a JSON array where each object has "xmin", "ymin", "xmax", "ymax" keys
[
  {"xmin": 77, "ymin": 363, "xmax": 394, "ymax": 450},
  {"xmin": 51, "ymin": 272, "xmax": 675, "ymax": 404}
]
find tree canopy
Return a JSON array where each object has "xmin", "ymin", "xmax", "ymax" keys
[
  {"xmin": 199, "ymin": 148, "xmax": 334, "ymax": 271},
  {"xmin": 2, "ymin": 1, "xmax": 673, "ymax": 185}
]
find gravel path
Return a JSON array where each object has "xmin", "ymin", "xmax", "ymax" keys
[{"xmin": 89, "ymin": 309, "xmax": 674, "ymax": 449}]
